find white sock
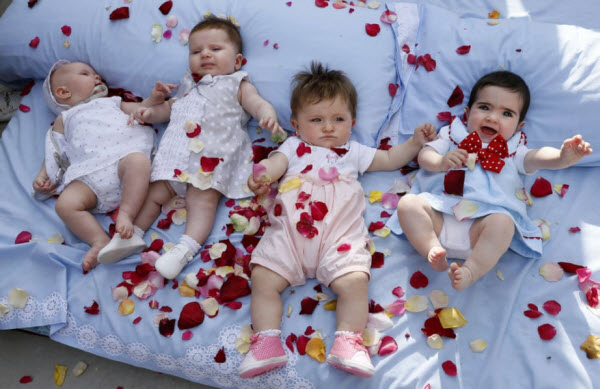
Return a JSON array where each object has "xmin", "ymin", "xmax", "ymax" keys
[
  {"xmin": 256, "ymin": 329, "xmax": 281, "ymax": 337},
  {"xmin": 335, "ymin": 330, "xmax": 358, "ymax": 336},
  {"xmin": 179, "ymin": 234, "xmax": 200, "ymax": 255},
  {"xmin": 133, "ymin": 225, "xmax": 145, "ymax": 238}
]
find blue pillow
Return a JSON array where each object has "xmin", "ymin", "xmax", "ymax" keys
[
  {"xmin": 0, "ymin": 0, "xmax": 404, "ymax": 146},
  {"xmin": 387, "ymin": 2, "xmax": 600, "ymax": 166}
]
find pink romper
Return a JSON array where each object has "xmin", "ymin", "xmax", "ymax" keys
[{"xmin": 250, "ymin": 136, "xmax": 377, "ymax": 287}]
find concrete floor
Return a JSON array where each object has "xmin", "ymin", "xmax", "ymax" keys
[
  {"xmin": 0, "ymin": 330, "xmax": 218, "ymax": 388},
  {"xmin": 0, "ymin": 1, "xmax": 217, "ymax": 388}
]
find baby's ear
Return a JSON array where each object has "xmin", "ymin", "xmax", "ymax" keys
[
  {"xmin": 55, "ymin": 86, "xmax": 71, "ymax": 101},
  {"xmin": 234, "ymin": 53, "xmax": 244, "ymax": 71}
]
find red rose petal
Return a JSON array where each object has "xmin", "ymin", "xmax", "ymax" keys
[
  {"xmin": 15, "ymin": 231, "xmax": 32, "ymax": 244},
  {"xmin": 19, "ymin": 376, "xmax": 33, "ymax": 383},
  {"xmin": 158, "ymin": 318, "xmax": 176, "ymax": 337},
  {"xmin": 402, "ymin": 44, "xmax": 410, "ymax": 53},
  {"xmin": 388, "ymin": 83, "xmax": 399, "ymax": 98},
  {"xmin": 109, "ymin": 7, "xmax": 130, "ymax": 20},
  {"xmin": 296, "ymin": 335, "xmax": 310, "ymax": 354},
  {"xmin": 444, "ymin": 170, "xmax": 465, "ymax": 196},
  {"xmin": 381, "ymin": 211, "xmax": 392, "ymax": 218},
  {"xmin": 337, "ymin": 243, "xmax": 351, "ymax": 252},
  {"xmin": 456, "ymin": 45, "xmax": 471, "ymax": 54},
  {"xmin": 530, "ymin": 177, "xmax": 552, "ymax": 197},
  {"xmin": 369, "ymin": 299, "xmax": 385, "ymax": 313},
  {"xmin": 200, "ymin": 156, "xmax": 222, "ymax": 172},
  {"xmin": 299, "ymin": 297, "xmax": 319, "ymax": 314},
  {"xmin": 538, "ymin": 323, "xmax": 556, "ymax": 340},
  {"xmin": 296, "ymin": 142, "xmax": 312, "ymax": 157},
  {"xmin": 19, "ymin": 104, "xmax": 31, "ymax": 113},
  {"xmin": 407, "ymin": 54, "xmax": 416, "ymax": 65},
  {"xmin": 157, "ymin": 218, "xmax": 172, "ymax": 229},
  {"xmin": 422, "ymin": 315, "xmax": 456, "ymax": 338},
  {"xmin": 417, "ymin": 54, "xmax": 436, "ymax": 72},
  {"xmin": 437, "ymin": 111, "xmax": 452, "ymax": 123},
  {"xmin": 61, "ymin": 25, "xmax": 72, "ymax": 36},
  {"xmin": 214, "ymin": 347, "xmax": 226, "ymax": 363},
  {"xmin": 298, "ymin": 191, "xmax": 311, "ymax": 202},
  {"xmin": 220, "ymin": 275, "xmax": 251, "ymax": 302},
  {"xmin": 568, "ymin": 227, "xmax": 581, "ymax": 233},
  {"xmin": 159, "ymin": 306, "xmax": 173, "ymax": 312},
  {"xmin": 305, "ymin": 325, "xmax": 316, "ymax": 335},
  {"xmin": 586, "ymin": 287, "xmax": 599, "ymax": 308},
  {"xmin": 29, "ymin": 36, "xmax": 40, "ymax": 48},
  {"xmin": 315, "ymin": 0, "xmax": 328, "ymax": 8},
  {"xmin": 84, "ymin": 300, "xmax": 100, "ymax": 315},
  {"xmin": 132, "ymin": 316, "xmax": 142, "ymax": 324},
  {"xmin": 20, "ymin": 81, "xmax": 35, "ymax": 97},
  {"xmin": 159, "ymin": 0, "xmax": 173, "ymax": 15},
  {"xmin": 365, "ymin": 23, "xmax": 381, "ymax": 37},
  {"xmin": 447, "ymin": 85, "xmax": 464, "ymax": 108},
  {"xmin": 27, "ymin": 0, "xmax": 38, "ymax": 8},
  {"xmin": 542, "ymin": 300, "xmax": 561, "ymax": 315},
  {"xmin": 442, "ymin": 360, "xmax": 457, "ymax": 376},
  {"xmin": 224, "ymin": 301, "xmax": 242, "ymax": 310},
  {"xmin": 558, "ymin": 261, "xmax": 585, "ymax": 274},
  {"xmin": 371, "ymin": 251, "xmax": 384, "ymax": 268},
  {"xmin": 410, "ymin": 270, "xmax": 429, "ymax": 289},
  {"xmin": 225, "ymin": 199, "xmax": 235, "ymax": 207},
  {"xmin": 186, "ymin": 123, "xmax": 201, "ymax": 138},
  {"xmin": 182, "ymin": 330, "xmax": 193, "ymax": 341},
  {"xmin": 285, "ymin": 333, "xmax": 297, "ymax": 352},
  {"xmin": 524, "ymin": 309, "xmax": 543, "ymax": 319},
  {"xmin": 528, "ymin": 303, "xmax": 539, "ymax": 311},
  {"xmin": 309, "ymin": 201, "xmax": 328, "ymax": 221},
  {"xmin": 178, "ymin": 302, "xmax": 205, "ymax": 330}
]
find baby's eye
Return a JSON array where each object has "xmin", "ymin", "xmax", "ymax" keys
[
  {"xmin": 477, "ymin": 104, "xmax": 489, "ymax": 110},
  {"xmin": 310, "ymin": 118, "xmax": 321, "ymax": 123},
  {"xmin": 335, "ymin": 117, "xmax": 345, "ymax": 122},
  {"xmin": 503, "ymin": 111, "xmax": 513, "ymax": 117}
]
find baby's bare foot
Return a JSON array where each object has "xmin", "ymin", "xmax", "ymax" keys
[
  {"xmin": 82, "ymin": 244, "xmax": 103, "ymax": 272},
  {"xmin": 116, "ymin": 211, "xmax": 134, "ymax": 239},
  {"xmin": 427, "ymin": 246, "xmax": 448, "ymax": 271},
  {"xmin": 448, "ymin": 262, "xmax": 474, "ymax": 290}
]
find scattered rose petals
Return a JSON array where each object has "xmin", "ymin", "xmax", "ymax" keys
[
  {"xmin": 158, "ymin": 318, "xmax": 175, "ymax": 337},
  {"xmin": 118, "ymin": 298, "xmax": 135, "ymax": 315},
  {"xmin": 182, "ymin": 330, "xmax": 193, "ymax": 341},
  {"xmin": 534, "ymin": 219, "xmax": 551, "ymax": 241},
  {"xmin": 83, "ymin": 300, "xmax": 100, "ymax": 315},
  {"xmin": 405, "ymin": 295, "xmax": 428, "ymax": 312},
  {"xmin": 297, "ymin": 335, "xmax": 310, "ymax": 355},
  {"xmin": 109, "ymin": 7, "xmax": 130, "ymax": 20},
  {"xmin": 300, "ymin": 297, "xmax": 319, "ymax": 314},
  {"xmin": 72, "ymin": 361, "xmax": 88, "ymax": 377},
  {"xmin": 385, "ymin": 299, "xmax": 406, "ymax": 316},
  {"xmin": 539, "ymin": 262, "xmax": 563, "ymax": 282},
  {"xmin": 214, "ymin": 347, "xmax": 226, "ymax": 363},
  {"xmin": 337, "ymin": 243, "xmax": 352, "ymax": 252},
  {"xmin": 380, "ymin": 9, "xmax": 397, "ymax": 24},
  {"xmin": 381, "ymin": 193, "xmax": 400, "ymax": 210},
  {"xmin": 132, "ymin": 316, "xmax": 142, "ymax": 324},
  {"xmin": 159, "ymin": 1, "xmax": 173, "ymax": 15},
  {"xmin": 515, "ymin": 187, "xmax": 533, "ymax": 206},
  {"xmin": 580, "ymin": 334, "xmax": 600, "ymax": 359},
  {"xmin": 166, "ymin": 15, "xmax": 178, "ymax": 28},
  {"xmin": 410, "ymin": 271, "xmax": 429, "ymax": 288},
  {"xmin": 29, "ymin": 37, "xmax": 40, "ymax": 48},
  {"xmin": 568, "ymin": 227, "xmax": 581, "ymax": 233},
  {"xmin": 538, "ymin": 323, "xmax": 557, "ymax": 340},
  {"xmin": 558, "ymin": 261, "xmax": 585, "ymax": 274},
  {"xmin": 524, "ymin": 305, "xmax": 543, "ymax": 318},
  {"xmin": 200, "ymin": 297, "xmax": 219, "ymax": 317},
  {"xmin": 54, "ymin": 365, "xmax": 68, "ymax": 386},
  {"xmin": 442, "ymin": 360, "xmax": 457, "ymax": 376},
  {"xmin": 306, "ymin": 337, "xmax": 326, "ymax": 362},
  {"xmin": 8, "ymin": 288, "xmax": 28, "ymax": 309},
  {"xmin": 456, "ymin": 45, "xmax": 471, "ymax": 54},
  {"xmin": 392, "ymin": 286, "xmax": 405, "ymax": 298},
  {"xmin": 61, "ymin": 25, "xmax": 72, "ymax": 36},
  {"xmin": 279, "ymin": 177, "xmax": 302, "ymax": 193},
  {"xmin": 20, "ymin": 376, "xmax": 33, "ymax": 383},
  {"xmin": 15, "ymin": 231, "xmax": 32, "ymax": 244},
  {"xmin": 447, "ymin": 85, "xmax": 464, "ymax": 107},
  {"xmin": 429, "ymin": 290, "xmax": 449, "ymax": 309},
  {"xmin": 220, "ymin": 275, "xmax": 251, "ymax": 302},
  {"xmin": 179, "ymin": 29, "xmax": 191, "ymax": 45},
  {"xmin": 163, "ymin": 30, "xmax": 172, "ymax": 39},
  {"xmin": 427, "ymin": 334, "xmax": 443, "ymax": 349},
  {"xmin": 438, "ymin": 307, "xmax": 467, "ymax": 329},
  {"xmin": 315, "ymin": 0, "xmax": 328, "ymax": 8},
  {"xmin": 470, "ymin": 339, "xmax": 487, "ymax": 353},
  {"xmin": 365, "ymin": 23, "xmax": 381, "ymax": 37},
  {"xmin": 553, "ymin": 184, "xmax": 569, "ymax": 197},
  {"xmin": 530, "ymin": 177, "xmax": 552, "ymax": 197},
  {"xmin": 19, "ymin": 104, "xmax": 31, "ymax": 113},
  {"xmin": 378, "ymin": 336, "xmax": 398, "ymax": 356},
  {"xmin": 543, "ymin": 300, "xmax": 561, "ymax": 315},
  {"xmin": 452, "ymin": 199, "xmax": 478, "ymax": 221}
]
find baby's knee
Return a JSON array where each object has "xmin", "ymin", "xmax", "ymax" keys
[
  {"xmin": 484, "ymin": 213, "xmax": 515, "ymax": 233},
  {"xmin": 121, "ymin": 152, "xmax": 151, "ymax": 171},
  {"xmin": 330, "ymin": 271, "xmax": 369, "ymax": 293},
  {"xmin": 397, "ymin": 193, "xmax": 419, "ymax": 213}
]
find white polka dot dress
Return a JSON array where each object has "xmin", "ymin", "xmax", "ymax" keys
[{"xmin": 150, "ymin": 71, "xmax": 253, "ymax": 199}]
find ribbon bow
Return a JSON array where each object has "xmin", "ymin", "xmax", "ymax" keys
[
  {"xmin": 458, "ymin": 131, "xmax": 508, "ymax": 173},
  {"xmin": 191, "ymin": 73, "xmax": 215, "ymax": 85}
]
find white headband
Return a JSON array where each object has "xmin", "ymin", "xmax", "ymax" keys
[{"xmin": 42, "ymin": 60, "xmax": 73, "ymax": 115}]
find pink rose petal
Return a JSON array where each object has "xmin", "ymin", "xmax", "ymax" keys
[{"xmin": 378, "ymin": 335, "xmax": 398, "ymax": 356}]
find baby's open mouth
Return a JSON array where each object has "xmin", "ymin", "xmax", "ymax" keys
[{"xmin": 480, "ymin": 126, "xmax": 497, "ymax": 136}]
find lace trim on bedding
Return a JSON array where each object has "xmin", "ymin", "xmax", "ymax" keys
[
  {"xmin": 55, "ymin": 313, "xmax": 315, "ymax": 389},
  {"xmin": 0, "ymin": 292, "xmax": 67, "ymax": 329}
]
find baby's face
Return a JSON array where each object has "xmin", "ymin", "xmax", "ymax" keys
[
  {"xmin": 291, "ymin": 96, "xmax": 355, "ymax": 148},
  {"xmin": 51, "ymin": 62, "xmax": 105, "ymax": 106},
  {"xmin": 465, "ymin": 85, "xmax": 525, "ymax": 143},
  {"xmin": 188, "ymin": 28, "xmax": 243, "ymax": 79}
]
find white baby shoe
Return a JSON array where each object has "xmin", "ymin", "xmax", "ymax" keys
[
  {"xmin": 98, "ymin": 233, "xmax": 146, "ymax": 264},
  {"xmin": 154, "ymin": 243, "xmax": 194, "ymax": 279}
]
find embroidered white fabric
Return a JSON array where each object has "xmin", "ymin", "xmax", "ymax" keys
[{"xmin": 0, "ymin": 292, "xmax": 67, "ymax": 328}]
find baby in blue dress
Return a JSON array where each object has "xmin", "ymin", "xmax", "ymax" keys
[{"xmin": 394, "ymin": 71, "xmax": 592, "ymax": 290}]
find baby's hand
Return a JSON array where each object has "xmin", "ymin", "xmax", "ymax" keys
[
  {"xmin": 149, "ymin": 81, "xmax": 178, "ymax": 105},
  {"xmin": 128, "ymin": 106, "xmax": 153, "ymax": 126},
  {"xmin": 248, "ymin": 164, "xmax": 273, "ymax": 196},
  {"xmin": 414, "ymin": 123, "xmax": 437, "ymax": 146},
  {"xmin": 441, "ymin": 149, "xmax": 468, "ymax": 171},
  {"xmin": 560, "ymin": 135, "xmax": 593, "ymax": 166},
  {"xmin": 32, "ymin": 170, "xmax": 56, "ymax": 194},
  {"xmin": 259, "ymin": 116, "xmax": 286, "ymax": 136}
]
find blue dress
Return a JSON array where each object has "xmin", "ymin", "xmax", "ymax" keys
[{"xmin": 389, "ymin": 118, "xmax": 543, "ymax": 258}]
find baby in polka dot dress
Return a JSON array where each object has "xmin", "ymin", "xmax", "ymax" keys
[
  {"xmin": 32, "ymin": 60, "xmax": 166, "ymax": 271},
  {"xmin": 98, "ymin": 16, "xmax": 285, "ymax": 279},
  {"xmin": 394, "ymin": 71, "xmax": 592, "ymax": 290}
]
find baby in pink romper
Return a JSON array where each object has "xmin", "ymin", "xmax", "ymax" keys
[{"xmin": 238, "ymin": 62, "xmax": 436, "ymax": 379}]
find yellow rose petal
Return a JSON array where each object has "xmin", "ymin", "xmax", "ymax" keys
[
  {"xmin": 405, "ymin": 295, "xmax": 428, "ymax": 312},
  {"xmin": 368, "ymin": 190, "xmax": 382, "ymax": 203},
  {"xmin": 438, "ymin": 307, "xmax": 467, "ymax": 329},
  {"xmin": 306, "ymin": 337, "xmax": 326, "ymax": 363},
  {"xmin": 47, "ymin": 233, "xmax": 65, "ymax": 244},
  {"xmin": 118, "ymin": 298, "xmax": 135, "ymax": 316},
  {"xmin": 580, "ymin": 334, "xmax": 600, "ymax": 359},
  {"xmin": 54, "ymin": 364, "xmax": 68, "ymax": 386},
  {"xmin": 214, "ymin": 266, "xmax": 234, "ymax": 278},
  {"xmin": 279, "ymin": 177, "xmax": 302, "ymax": 193},
  {"xmin": 373, "ymin": 226, "xmax": 391, "ymax": 238},
  {"xmin": 496, "ymin": 269, "xmax": 504, "ymax": 280},
  {"xmin": 362, "ymin": 328, "xmax": 381, "ymax": 347},
  {"xmin": 323, "ymin": 300, "xmax": 337, "ymax": 311},
  {"xmin": 179, "ymin": 281, "xmax": 196, "ymax": 297}
]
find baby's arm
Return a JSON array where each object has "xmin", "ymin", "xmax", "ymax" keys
[
  {"xmin": 123, "ymin": 81, "xmax": 177, "ymax": 124},
  {"xmin": 368, "ymin": 123, "xmax": 437, "ymax": 171},
  {"xmin": 238, "ymin": 80, "xmax": 285, "ymax": 135},
  {"xmin": 523, "ymin": 135, "xmax": 592, "ymax": 173},
  {"xmin": 33, "ymin": 116, "xmax": 64, "ymax": 194},
  {"xmin": 247, "ymin": 153, "xmax": 289, "ymax": 196}
]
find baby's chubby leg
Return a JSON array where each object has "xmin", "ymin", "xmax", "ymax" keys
[
  {"xmin": 55, "ymin": 181, "xmax": 107, "ymax": 272},
  {"xmin": 329, "ymin": 271, "xmax": 370, "ymax": 332},
  {"xmin": 448, "ymin": 213, "xmax": 515, "ymax": 290},
  {"xmin": 249, "ymin": 265, "xmax": 290, "ymax": 332},
  {"xmin": 397, "ymin": 194, "xmax": 447, "ymax": 271},
  {"xmin": 116, "ymin": 152, "xmax": 151, "ymax": 239}
]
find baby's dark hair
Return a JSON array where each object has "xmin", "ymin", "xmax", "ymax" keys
[
  {"xmin": 467, "ymin": 70, "xmax": 530, "ymax": 122},
  {"xmin": 191, "ymin": 16, "xmax": 243, "ymax": 54},
  {"xmin": 290, "ymin": 62, "xmax": 357, "ymax": 119}
]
